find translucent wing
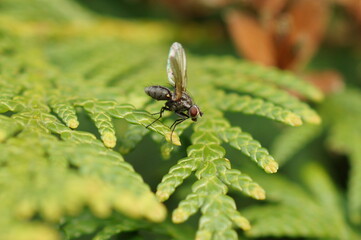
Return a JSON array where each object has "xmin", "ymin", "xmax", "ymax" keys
[{"xmin": 167, "ymin": 42, "xmax": 187, "ymax": 101}]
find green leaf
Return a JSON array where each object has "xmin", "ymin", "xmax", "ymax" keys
[
  {"xmin": 217, "ymin": 91, "xmax": 303, "ymax": 126},
  {"xmin": 271, "ymin": 124, "xmax": 322, "ymax": 165},
  {"xmin": 0, "ymin": 3, "xmax": 323, "ymax": 239},
  {"xmin": 217, "ymin": 79, "xmax": 321, "ymax": 124},
  {"xmin": 219, "ymin": 127, "xmax": 278, "ymax": 173},
  {"xmin": 243, "ymin": 163, "xmax": 359, "ymax": 239},
  {"xmin": 320, "ymin": 89, "xmax": 361, "ymax": 224}
]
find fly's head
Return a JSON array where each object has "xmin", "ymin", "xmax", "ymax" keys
[{"xmin": 189, "ymin": 105, "xmax": 203, "ymax": 122}]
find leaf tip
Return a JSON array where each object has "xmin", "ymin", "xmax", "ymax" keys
[
  {"xmin": 172, "ymin": 209, "xmax": 187, "ymax": 223},
  {"xmin": 264, "ymin": 161, "xmax": 278, "ymax": 173},
  {"xmin": 67, "ymin": 119, "xmax": 79, "ymax": 129},
  {"xmin": 233, "ymin": 215, "xmax": 251, "ymax": 230},
  {"xmin": 286, "ymin": 113, "xmax": 303, "ymax": 126},
  {"xmin": 147, "ymin": 203, "xmax": 167, "ymax": 222},
  {"xmin": 165, "ymin": 132, "xmax": 181, "ymax": 146},
  {"xmin": 102, "ymin": 132, "xmax": 117, "ymax": 148},
  {"xmin": 156, "ymin": 190, "xmax": 170, "ymax": 202},
  {"xmin": 251, "ymin": 186, "xmax": 266, "ymax": 200}
]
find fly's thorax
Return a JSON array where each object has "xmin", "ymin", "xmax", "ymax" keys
[
  {"xmin": 180, "ymin": 92, "xmax": 194, "ymax": 106},
  {"xmin": 166, "ymin": 92, "xmax": 193, "ymax": 112},
  {"xmin": 144, "ymin": 86, "xmax": 172, "ymax": 100},
  {"xmin": 165, "ymin": 99, "xmax": 188, "ymax": 112}
]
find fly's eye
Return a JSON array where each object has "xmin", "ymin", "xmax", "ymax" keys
[{"xmin": 189, "ymin": 106, "xmax": 199, "ymax": 118}]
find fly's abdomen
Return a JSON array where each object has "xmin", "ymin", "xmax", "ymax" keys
[{"xmin": 145, "ymin": 85, "xmax": 172, "ymax": 100}]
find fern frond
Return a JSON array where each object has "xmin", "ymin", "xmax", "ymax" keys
[
  {"xmin": 219, "ymin": 127, "xmax": 278, "ymax": 173},
  {"xmin": 0, "ymin": 0, "xmax": 93, "ymax": 22},
  {"xmin": 320, "ymin": 89, "xmax": 361, "ymax": 224},
  {"xmin": 62, "ymin": 212, "xmax": 147, "ymax": 240},
  {"xmin": 243, "ymin": 163, "xmax": 359, "ymax": 239},
  {"xmin": 118, "ymin": 124, "xmax": 148, "ymax": 154},
  {"xmin": 237, "ymin": 63, "xmax": 324, "ymax": 101},
  {"xmin": 271, "ymin": 124, "xmax": 322, "ymax": 165},
  {"xmin": 156, "ymin": 112, "xmax": 273, "ymax": 238},
  {"xmin": 0, "ymin": 82, "xmax": 25, "ymax": 113},
  {"xmin": 82, "ymin": 101, "xmax": 118, "ymax": 148},
  {"xmin": 0, "ymin": 3, "xmax": 324, "ymax": 239},
  {"xmin": 63, "ymin": 211, "xmax": 195, "ymax": 240},
  {"xmin": 0, "ymin": 25, "xmax": 174, "ymax": 240},
  {"xmin": 218, "ymin": 92, "xmax": 303, "ymax": 126},
  {"xmin": 158, "ymin": 118, "xmax": 194, "ymax": 158},
  {"xmin": 217, "ymin": 161, "xmax": 265, "ymax": 200},
  {"xmin": 48, "ymin": 94, "xmax": 79, "ymax": 129},
  {"xmin": 0, "ymin": 129, "xmax": 166, "ymax": 220},
  {"xmin": 199, "ymin": 56, "xmax": 324, "ymax": 102},
  {"xmin": 0, "ymin": 115, "xmax": 21, "ymax": 142},
  {"xmin": 196, "ymin": 56, "xmax": 322, "ymax": 129},
  {"xmin": 157, "ymin": 157, "xmax": 200, "ymax": 201},
  {"xmin": 152, "ymin": 54, "xmax": 321, "ymax": 236},
  {"xmin": 217, "ymin": 79, "xmax": 321, "ymax": 124}
]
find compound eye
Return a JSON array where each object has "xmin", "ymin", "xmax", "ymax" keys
[{"xmin": 189, "ymin": 106, "xmax": 199, "ymax": 118}]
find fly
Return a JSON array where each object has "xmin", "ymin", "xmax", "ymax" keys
[{"xmin": 145, "ymin": 42, "xmax": 203, "ymax": 140}]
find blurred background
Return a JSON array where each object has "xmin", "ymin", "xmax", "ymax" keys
[
  {"xmin": 64, "ymin": 0, "xmax": 361, "ymax": 182},
  {"xmin": 69, "ymin": 0, "xmax": 361, "ymax": 210},
  {"xmin": 68, "ymin": 0, "xmax": 361, "ymax": 231},
  {"xmin": 1, "ymin": 0, "xmax": 361, "ymax": 238},
  {"xmin": 73, "ymin": 0, "xmax": 360, "ymax": 92}
]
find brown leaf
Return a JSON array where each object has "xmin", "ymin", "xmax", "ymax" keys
[
  {"xmin": 224, "ymin": 9, "xmax": 276, "ymax": 66},
  {"xmin": 285, "ymin": 0, "xmax": 330, "ymax": 70},
  {"xmin": 250, "ymin": 0, "xmax": 288, "ymax": 18},
  {"xmin": 272, "ymin": 14, "xmax": 296, "ymax": 69},
  {"xmin": 303, "ymin": 70, "xmax": 344, "ymax": 94}
]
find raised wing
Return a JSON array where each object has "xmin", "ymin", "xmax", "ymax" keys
[{"xmin": 167, "ymin": 42, "xmax": 187, "ymax": 101}]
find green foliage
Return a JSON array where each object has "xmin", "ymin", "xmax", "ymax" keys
[
  {"xmin": 2, "ymin": 1, "xmax": 352, "ymax": 240},
  {"xmin": 202, "ymin": 57, "xmax": 322, "ymax": 124},
  {"xmin": 0, "ymin": 0, "xmax": 93, "ymax": 22},
  {"xmin": 257, "ymin": 89, "xmax": 361, "ymax": 239},
  {"xmin": 320, "ymin": 89, "xmax": 361, "ymax": 224},
  {"xmin": 62, "ymin": 212, "xmax": 148, "ymax": 240},
  {"xmin": 243, "ymin": 163, "xmax": 359, "ymax": 239},
  {"xmin": 270, "ymin": 124, "xmax": 322, "ymax": 165}
]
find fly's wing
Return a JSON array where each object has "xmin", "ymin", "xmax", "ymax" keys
[{"xmin": 167, "ymin": 42, "xmax": 187, "ymax": 101}]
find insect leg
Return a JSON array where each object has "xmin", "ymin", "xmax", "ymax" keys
[
  {"xmin": 169, "ymin": 118, "xmax": 187, "ymax": 144},
  {"xmin": 151, "ymin": 107, "xmax": 170, "ymax": 115},
  {"xmin": 146, "ymin": 107, "xmax": 170, "ymax": 128},
  {"xmin": 170, "ymin": 112, "xmax": 189, "ymax": 129},
  {"xmin": 169, "ymin": 113, "xmax": 189, "ymax": 143}
]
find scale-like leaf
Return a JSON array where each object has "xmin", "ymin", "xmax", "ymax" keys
[
  {"xmin": 0, "ymin": 1, "xmax": 325, "ymax": 239},
  {"xmin": 217, "ymin": 79, "xmax": 321, "ymax": 124},
  {"xmin": 243, "ymin": 163, "xmax": 359, "ymax": 239}
]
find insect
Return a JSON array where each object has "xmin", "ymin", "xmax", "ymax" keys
[{"xmin": 145, "ymin": 42, "xmax": 203, "ymax": 139}]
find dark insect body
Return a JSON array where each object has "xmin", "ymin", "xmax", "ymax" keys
[
  {"xmin": 145, "ymin": 42, "xmax": 203, "ymax": 139},
  {"xmin": 145, "ymin": 85, "xmax": 172, "ymax": 101}
]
